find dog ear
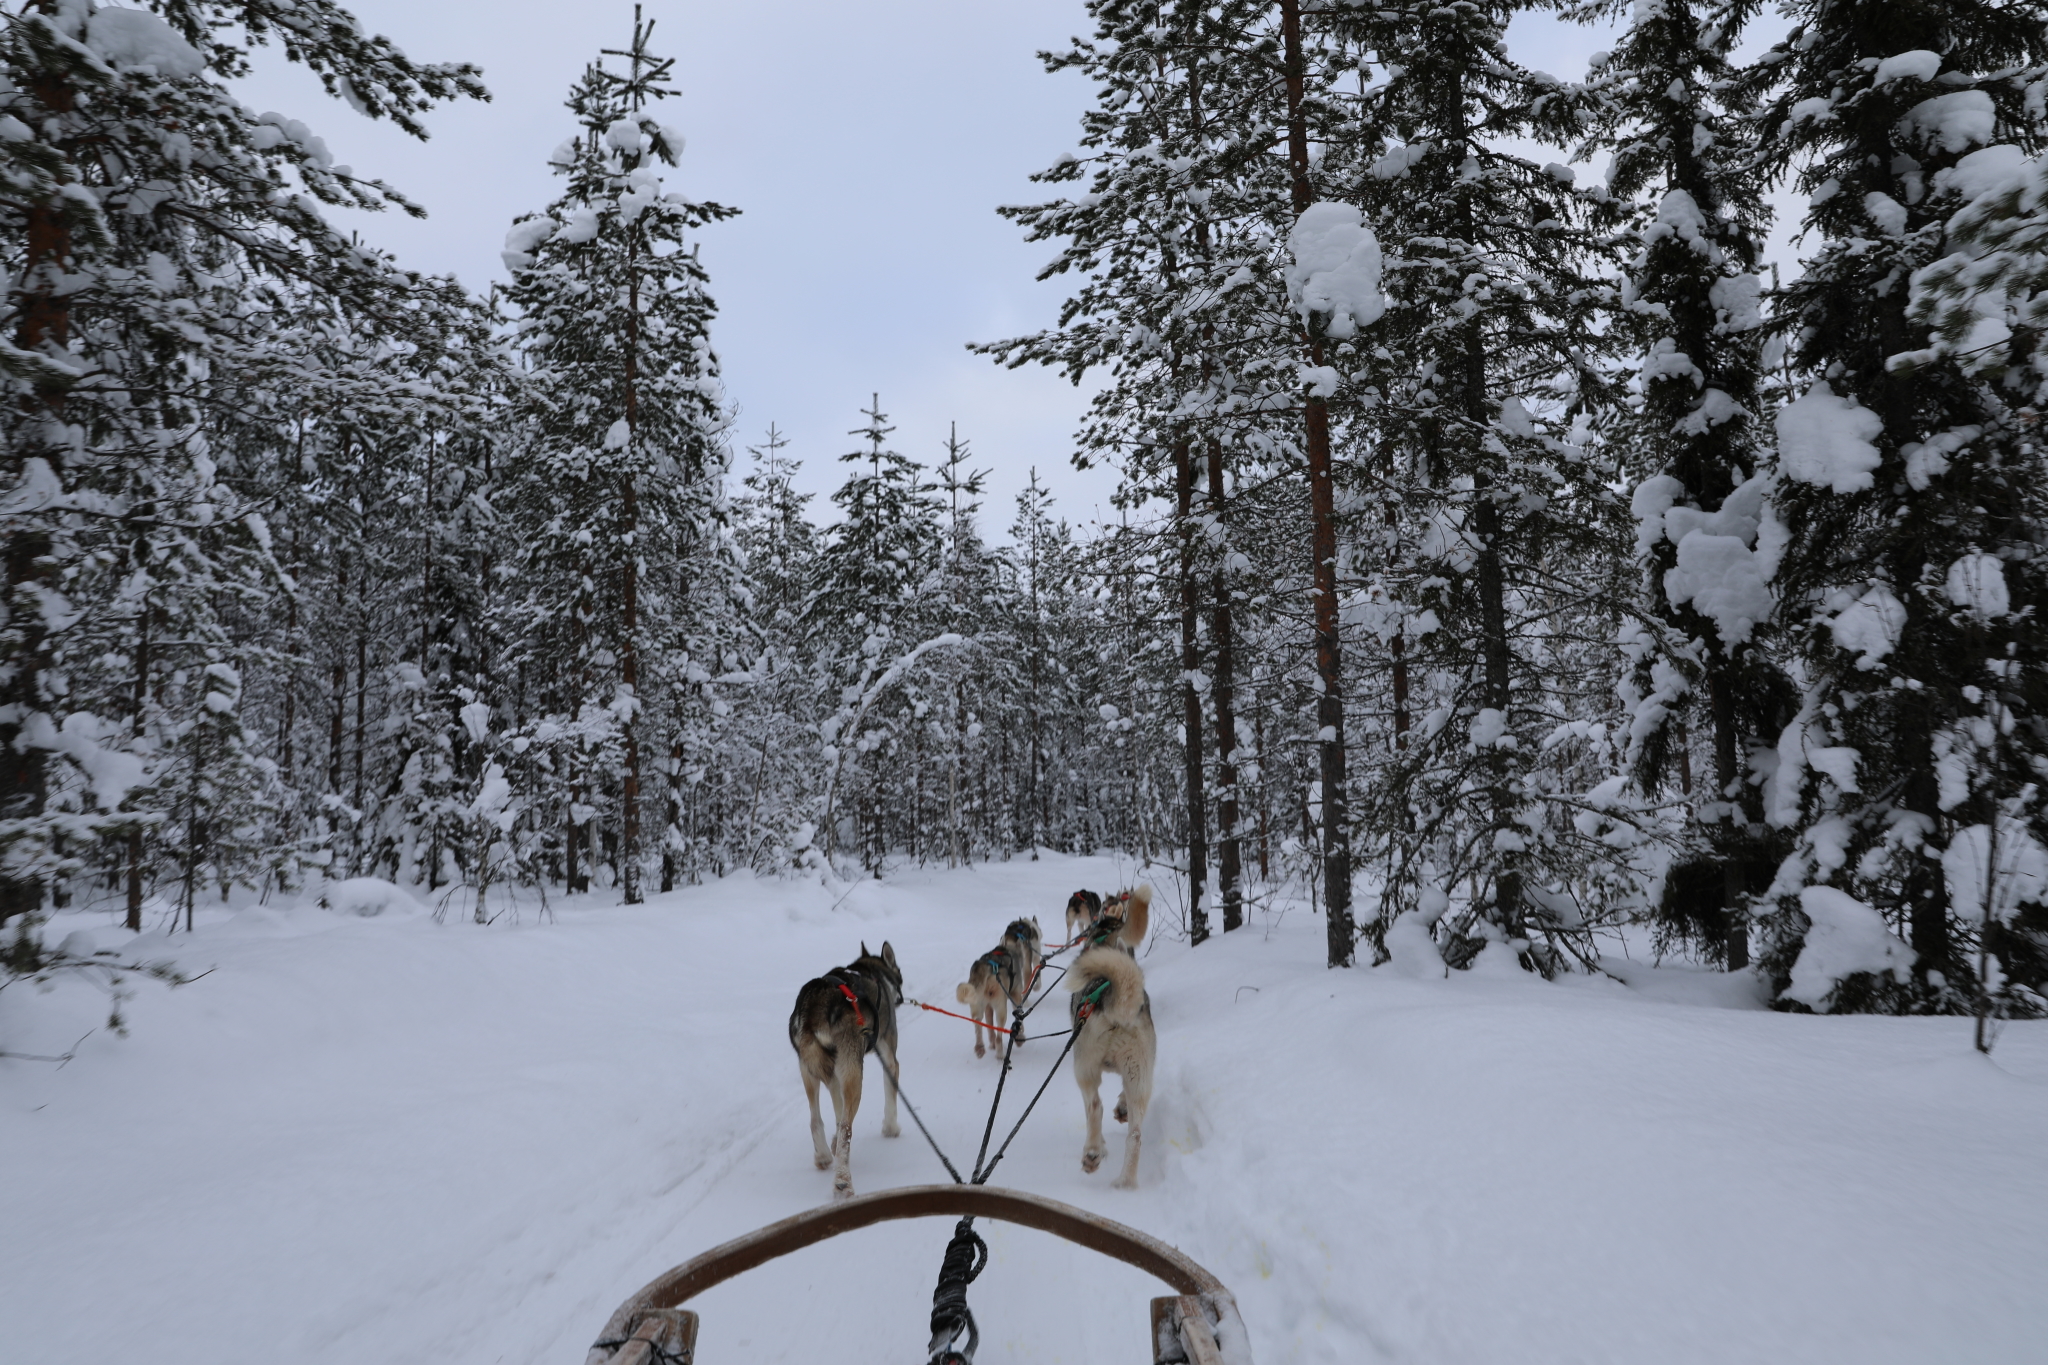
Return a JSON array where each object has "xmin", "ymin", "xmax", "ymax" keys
[
  {"xmin": 881, "ymin": 940, "xmax": 897, "ymax": 967},
  {"xmin": 860, "ymin": 940, "xmax": 870, "ymax": 959}
]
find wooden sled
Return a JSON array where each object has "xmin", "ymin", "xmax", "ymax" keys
[{"xmin": 585, "ymin": 1183, "xmax": 1251, "ymax": 1364}]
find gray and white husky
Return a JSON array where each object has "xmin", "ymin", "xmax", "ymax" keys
[
  {"xmin": 954, "ymin": 917, "xmax": 1043, "ymax": 1058},
  {"xmin": 1065, "ymin": 886, "xmax": 1154, "ymax": 1188},
  {"xmin": 787, "ymin": 942, "xmax": 903, "ymax": 1201}
]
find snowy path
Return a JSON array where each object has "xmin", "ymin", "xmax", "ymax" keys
[{"xmin": 6, "ymin": 855, "xmax": 2047, "ymax": 1363}]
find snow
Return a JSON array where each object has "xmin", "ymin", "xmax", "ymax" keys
[
  {"xmin": 7, "ymin": 857, "xmax": 2048, "ymax": 1364},
  {"xmin": 1285, "ymin": 202, "xmax": 1385, "ymax": 340},
  {"xmin": 1898, "ymin": 91, "xmax": 1996, "ymax": 154},
  {"xmin": 1775, "ymin": 381, "xmax": 1883, "ymax": 494},
  {"xmin": 1650, "ymin": 474, "xmax": 1780, "ymax": 648},
  {"xmin": 1940, "ymin": 143, "xmax": 2030, "ymax": 203},
  {"xmin": 1942, "ymin": 820, "xmax": 2048, "ymax": 924},
  {"xmin": 1945, "ymin": 551, "xmax": 2011, "ymax": 618},
  {"xmin": 1829, "ymin": 583, "xmax": 1908, "ymax": 669},
  {"xmin": 84, "ymin": 7, "xmax": 207, "ymax": 80},
  {"xmin": 1707, "ymin": 273, "xmax": 1762, "ymax": 332},
  {"xmin": 316, "ymin": 877, "xmax": 428, "ymax": 918},
  {"xmin": 1784, "ymin": 886, "xmax": 1915, "ymax": 1010},
  {"xmin": 1873, "ymin": 50, "xmax": 1941, "ymax": 86}
]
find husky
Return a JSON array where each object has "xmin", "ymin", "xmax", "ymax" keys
[
  {"xmin": 787, "ymin": 941, "xmax": 903, "ymax": 1200},
  {"xmin": 1066, "ymin": 886, "xmax": 1154, "ymax": 1188},
  {"xmin": 1066, "ymin": 884, "xmax": 1148, "ymax": 954},
  {"xmin": 1064, "ymin": 889, "xmax": 1103, "ymax": 943},
  {"xmin": 954, "ymin": 917, "xmax": 1043, "ymax": 1059}
]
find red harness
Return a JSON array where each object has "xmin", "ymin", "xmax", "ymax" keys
[{"xmin": 836, "ymin": 981, "xmax": 866, "ymax": 1030}]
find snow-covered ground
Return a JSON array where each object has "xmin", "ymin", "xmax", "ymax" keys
[{"xmin": 5, "ymin": 856, "xmax": 2046, "ymax": 1364}]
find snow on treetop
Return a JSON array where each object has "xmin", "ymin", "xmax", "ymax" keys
[
  {"xmin": 1945, "ymin": 551, "xmax": 2011, "ymax": 619},
  {"xmin": 1898, "ymin": 91, "xmax": 1995, "ymax": 154},
  {"xmin": 84, "ymin": 7, "xmax": 206, "ymax": 80},
  {"xmin": 1873, "ymin": 51, "xmax": 1941, "ymax": 86},
  {"xmin": 1775, "ymin": 382, "xmax": 1882, "ymax": 494},
  {"xmin": 1939, "ymin": 144, "xmax": 2030, "ymax": 204},
  {"xmin": 1286, "ymin": 202, "xmax": 1385, "ymax": 340}
]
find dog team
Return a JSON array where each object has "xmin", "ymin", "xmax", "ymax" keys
[{"xmin": 785, "ymin": 884, "xmax": 1155, "ymax": 1200}]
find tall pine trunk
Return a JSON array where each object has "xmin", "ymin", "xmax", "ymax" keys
[
  {"xmin": 1207, "ymin": 441, "xmax": 1242, "ymax": 932},
  {"xmin": 1175, "ymin": 438, "xmax": 1210, "ymax": 944},
  {"xmin": 1281, "ymin": 0, "xmax": 1352, "ymax": 964}
]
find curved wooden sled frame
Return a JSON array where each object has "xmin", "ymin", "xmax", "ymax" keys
[{"xmin": 585, "ymin": 1183, "xmax": 1249, "ymax": 1365}]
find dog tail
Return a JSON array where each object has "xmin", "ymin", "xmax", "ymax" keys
[
  {"xmin": 1120, "ymin": 885, "xmax": 1152, "ymax": 949},
  {"xmin": 956, "ymin": 981, "xmax": 972, "ymax": 1004},
  {"xmin": 1069, "ymin": 945, "xmax": 1146, "ymax": 1025}
]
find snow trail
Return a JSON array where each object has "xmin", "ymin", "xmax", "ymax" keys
[{"xmin": 6, "ymin": 855, "xmax": 2047, "ymax": 1363}]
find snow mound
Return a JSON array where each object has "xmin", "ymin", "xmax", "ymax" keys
[
  {"xmin": 1785, "ymin": 887, "xmax": 1914, "ymax": 1011},
  {"xmin": 1776, "ymin": 382, "xmax": 1883, "ymax": 493},
  {"xmin": 1286, "ymin": 202, "xmax": 1385, "ymax": 339},
  {"xmin": 317, "ymin": 878, "xmax": 426, "ymax": 919},
  {"xmin": 1382, "ymin": 911, "xmax": 1446, "ymax": 978}
]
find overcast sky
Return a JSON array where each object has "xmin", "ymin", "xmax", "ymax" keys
[{"xmin": 236, "ymin": 2, "xmax": 1634, "ymax": 539}]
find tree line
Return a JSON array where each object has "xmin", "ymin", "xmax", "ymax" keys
[{"xmin": 4, "ymin": 0, "xmax": 2047, "ymax": 1024}]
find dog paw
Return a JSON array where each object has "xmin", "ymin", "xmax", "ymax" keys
[
  {"xmin": 882, "ymin": 1120, "xmax": 901, "ymax": 1138},
  {"xmin": 813, "ymin": 1151, "xmax": 833, "ymax": 1170},
  {"xmin": 973, "ymin": 1044, "xmax": 985, "ymax": 1059},
  {"xmin": 1111, "ymin": 1173, "xmax": 1136, "ymax": 1190},
  {"xmin": 1081, "ymin": 1147, "xmax": 1103, "ymax": 1174},
  {"xmin": 832, "ymin": 1180, "xmax": 854, "ymax": 1202},
  {"xmin": 1114, "ymin": 1099, "xmax": 1129, "ymax": 1124}
]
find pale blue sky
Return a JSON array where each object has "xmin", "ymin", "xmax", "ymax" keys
[{"xmin": 237, "ymin": 2, "xmax": 1640, "ymax": 537}]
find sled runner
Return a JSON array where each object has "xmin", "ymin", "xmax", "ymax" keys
[{"xmin": 584, "ymin": 1183, "xmax": 1251, "ymax": 1364}]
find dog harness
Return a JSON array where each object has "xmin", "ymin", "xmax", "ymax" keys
[
  {"xmin": 835, "ymin": 980, "xmax": 866, "ymax": 1030},
  {"xmin": 1074, "ymin": 976, "xmax": 1113, "ymax": 1022}
]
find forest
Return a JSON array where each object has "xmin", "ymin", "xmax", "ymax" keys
[{"xmin": 3, "ymin": 0, "xmax": 2047, "ymax": 1025}]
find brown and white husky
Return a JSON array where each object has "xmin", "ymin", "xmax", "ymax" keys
[
  {"xmin": 787, "ymin": 942, "xmax": 902, "ymax": 1201},
  {"xmin": 1065, "ymin": 884, "xmax": 1149, "ymax": 953},
  {"xmin": 954, "ymin": 917, "xmax": 1043, "ymax": 1058},
  {"xmin": 1065, "ymin": 886, "xmax": 1153, "ymax": 1187}
]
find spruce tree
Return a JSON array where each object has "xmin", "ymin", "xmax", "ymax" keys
[
  {"xmin": 0, "ymin": 0, "xmax": 486, "ymax": 933},
  {"xmin": 1341, "ymin": 0, "xmax": 1627, "ymax": 969},
  {"xmin": 1583, "ymin": 0, "xmax": 1790, "ymax": 969},
  {"xmin": 497, "ymin": 12, "xmax": 736, "ymax": 903},
  {"xmin": 1743, "ymin": 0, "xmax": 2048, "ymax": 1008}
]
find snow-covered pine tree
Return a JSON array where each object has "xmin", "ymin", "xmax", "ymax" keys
[
  {"xmin": 1743, "ymin": 0, "xmax": 2048, "ymax": 1010},
  {"xmin": 496, "ymin": 12, "xmax": 736, "ymax": 904},
  {"xmin": 987, "ymin": 0, "xmax": 1317, "ymax": 943},
  {"xmin": 1339, "ymin": 0, "xmax": 1629, "ymax": 971},
  {"xmin": 802, "ymin": 396, "xmax": 947, "ymax": 869},
  {"xmin": 0, "ymin": 0, "xmax": 486, "ymax": 937},
  {"xmin": 1580, "ymin": 0, "xmax": 1790, "ymax": 969}
]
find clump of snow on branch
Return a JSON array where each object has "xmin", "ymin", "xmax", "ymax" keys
[
  {"xmin": 1286, "ymin": 202, "xmax": 1386, "ymax": 339},
  {"xmin": 1783, "ymin": 887, "xmax": 1915, "ymax": 1011},
  {"xmin": 1775, "ymin": 382, "xmax": 1883, "ymax": 493}
]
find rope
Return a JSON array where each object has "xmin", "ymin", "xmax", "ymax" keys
[
  {"xmin": 925, "ymin": 1216, "xmax": 987, "ymax": 1364},
  {"xmin": 873, "ymin": 1049, "xmax": 966, "ymax": 1185},
  {"xmin": 906, "ymin": 908, "xmax": 1124, "ymax": 1362},
  {"xmin": 971, "ymin": 1026, "xmax": 1083, "ymax": 1187},
  {"xmin": 905, "ymin": 996, "xmax": 1012, "ymax": 1035}
]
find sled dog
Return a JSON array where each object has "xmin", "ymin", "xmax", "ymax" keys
[
  {"xmin": 954, "ymin": 917, "xmax": 1043, "ymax": 1058},
  {"xmin": 1066, "ymin": 884, "xmax": 1150, "ymax": 954},
  {"xmin": 788, "ymin": 942, "xmax": 903, "ymax": 1200},
  {"xmin": 1067, "ymin": 938, "xmax": 1155, "ymax": 1189}
]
